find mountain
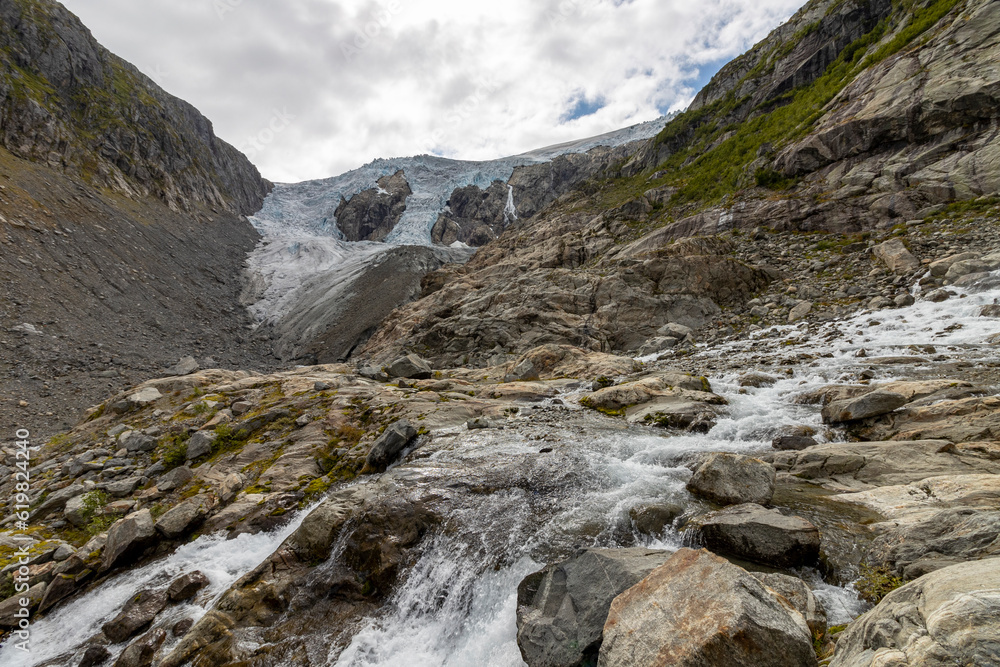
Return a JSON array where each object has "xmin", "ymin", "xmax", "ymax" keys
[{"xmin": 0, "ymin": 0, "xmax": 274, "ymax": 436}]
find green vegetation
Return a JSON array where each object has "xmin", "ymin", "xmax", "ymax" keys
[
  {"xmin": 209, "ymin": 424, "xmax": 250, "ymax": 457},
  {"xmin": 79, "ymin": 490, "xmax": 118, "ymax": 535},
  {"xmin": 159, "ymin": 432, "xmax": 190, "ymax": 470},
  {"xmin": 855, "ymin": 563, "xmax": 904, "ymax": 605}
]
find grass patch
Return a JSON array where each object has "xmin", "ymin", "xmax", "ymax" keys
[{"xmin": 855, "ymin": 563, "xmax": 904, "ymax": 605}]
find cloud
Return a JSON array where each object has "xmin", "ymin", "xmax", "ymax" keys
[{"xmin": 60, "ymin": 0, "xmax": 804, "ymax": 183}]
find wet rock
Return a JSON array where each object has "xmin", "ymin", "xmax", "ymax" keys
[
  {"xmin": 924, "ymin": 288, "xmax": 953, "ymax": 302},
  {"xmin": 516, "ymin": 548, "xmax": 674, "ymax": 667},
  {"xmin": 821, "ymin": 389, "xmax": 908, "ymax": 423},
  {"xmin": 386, "ymin": 354, "xmax": 433, "ymax": 380},
  {"xmin": 688, "ymin": 503, "xmax": 821, "ymax": 568},
  {"xmin": 102, "ymin": 509, "xmax": 157, "ymax": 572},
  {"xmin": 830, "ymin": 559, "xmax": 1000, "ymax": 667},
  {"xmin": 0, "ymin": 582, "xmax": 46, "ymax": 628},
  {"xmin": 894, "ymin": 293, "xmax": 915, "ymax": 308},
  {"xmin": 686, "ymin": 453, "xmax": 776, "ymax": 506},
  {"xmin": 154, "ymin": 495, "xmax": 215, "ymax": 539},
  {"xmin": 752, "ymin": 573, "xmax": 827, "ymax": 638},
  {"xmin": 172, "ymin": 618, "xmax": 194, "ymax": 637},
  {"xmin": 772, "ymin": 435, "xmax": 817, "ymax": 451},
  {"xmin": 362, "ymin": 420, "xmax": 418, "ymax": 473},
  {"xmin": 981, "ymin": 304, "xmax": 1000, "ymax": 318},
  {"xmin": 788, "ymin": 301, "xmax": 812, "ymax": 323},
  {"xmin": 164, "ymin": 356, "xmax": 199, "ymax": 377},
  {"xmin": 629, "ymin": 503, "xmax": 684, "ymax": 537},
  {"xmin": 872, "ymin": 239, "xmax": 920, "ymax": 274},
  {"xmin": 185, "ymin": 431, "xmax": 216, "ymax": 460},
  {"xmin": 167, "ymin": 571, "xmax": 209, "ymax": 602},
  {"xmin": 38, "ymin": 554, "xmax": 93, "ymax": 613},
  {"xmin": 599, "ymin": 548, "xmax": 816, "ymax": 667},
  {"xmin": 466, "ymin": 417, "xmax": 494, "ymax": 430},
  {"xmin": 79, "ymin": 645, "xmax": 112, "ymax": 667},
  {"xmin": 102, "ymin": 588, "xmax": 169, "ymax": 643},
  {"xmin": 155, "ymin": 466, "xmax": 193, "ymax": 493},
  {"xmin": 114, "ymin": 628, "xmax": 166, "ymax": 667},
  {"xmin": 740, "ymin": 372, "xmax": 779, "ymax": 388}
]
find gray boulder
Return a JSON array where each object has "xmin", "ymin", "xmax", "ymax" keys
[
  {"xmin": 872, "ymin": 239, "xmax": 920, "ymax": 275},
  {"xmin": 821, "ymin": 389, "xmax": 908, "ymax": 423},
  {"xmin": 516, "ymin": 548, "xmax": 674, "ymax": 667},
  {"xmin": 386, "ymin": 354, "xmax": 433, "ymax": 380},
  {"xmin": 686, "ymin": 453, "xmax": 776, "ymax": 506},
  {"xmin": 830, "ymin": 558, "xmax": 1000, "ymax": 667},
  {"xmin": 155, "ymin": 495, "xmax": 215, "ymax": 539},
  {"xmin": 628, "ymin": 503, "xmax": 684, "ymax": 537},
  {"xmin": 102, "ymin": 509, "xmax": 157, "ymax": 572},
  {"xmin": 165, "ymin": 356, "xmax": 200, "ymax": 377},
  {"xmin": 79, "ymin": 646, "xmax": 112, "ymax": 667},
  {"xmin": 740, "ymin": 372, "xmax": 779, "ymax": 388},
  {"xmin": 186, "ymin": 431, "xmax": 216, "ymax": 460},
  {"xmin": 121, "ymin": 431, "xmax": 156, "ymax": 453},
  {"xmin": 167, "ymin": 570, "xmax": 209, "ymax": 601},
  {"xmin": 156, "ymin": 466, "xmax": 193, "ymax": 493},
  {"xmin": 115, "ymin": 628, "xmax": 167, "ymax": 667},
  {"xmin": 31, "ymin": 482, "xmax": 87, "ymax": 521},
  {"xmin": 0, "ymin": 582, "xmax": 46, "ymax": 628},
  {"xmin": 362, "ymin": 420, "xmax": 418, "ymax": 473},
  {"xmin": 688, "ymin": 504, "xmax": 821, "ymax": 568},
  {"xmin": 599, "ymin": 548, "xmax": 816, "ymax": 667},
  {"xmin": 772, "ymin": 435, "xmax": 818, "ymax": 451},
  {"xmin": 102, "ymin": 588, "xmax": 169, "ymax": 643},
  {"xmin": 752, "ymin": 573, "xmax": 827, "ymax": 637}
]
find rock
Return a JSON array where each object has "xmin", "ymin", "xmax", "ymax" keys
[
  {"xmin": 386, "ymin": 353, "xmax": 433, "ymax": 380},
  {"xmin": 167, "ymin": 571, "xmax": 209, "ymax": 602},
  {"xmin": 114, "ymin": 628, "xmax": 166, "ymax": 667},
  {"xmin": 155, "ymin": 495, "xmax": 215, "ymax": 539},
  {"xmin": 104, "ymin": 476, "xmax": 144, "ymax": 498},
  {"xmin": 829, "ymin": 559, "xmax": 1000, "ymax": 667},
  {"xmin": 752, "ymin": 573, "xmax": 827, "ymax": 637},
  {"xmin": 688, "ymin": 503, "xmax": 821, "ymax": 568},
  {"xmin": 872, "ymin": 239, "xmax": 920, "ymax": 274},
  {"xmin": 772, "ymin": 435, "xmax": 817, "ymax": 451},
  {"xmin": 598, "ymin": 548, "xmax": 816, "ymax": 667},
  {"xmin": 102, "ymin": 509, "xmax": 157, "ymax": 572},
  {"xmin": 505, "ymin": 359, "xmax": 539, "ymax": 383},
  {"xmin": 944, "ymin": 258, "xmax": 992, "ymax": 283},
  {"xmin": 358, "ymin": 365, "xmax": 389, "ymax": 382},
  {"xmin": 79, "ymin": 645, "xmax": 112, "ymax": 667},
  {"xmin": 101, "ymin": 588, "xmax": 169, "ymax": 643},
  {"xmin": 894, "ymin": 293, "xmax": 915, "ymax": 308},
  {"xmin": 686, "ymin": 453, "xmax": 776, "ymax": 506},
  {"xmin": 868, "ymin": 296, "xmax": 893, "ymax": 310},
  {"xmin": 628, "ymin": 503, "xmax": 684, "ymax": 537},
  {"xmin": 116, "ymin": 387, "xmax": 163, "ymax": 413},
  {"xmin": 0, "ymin": 582, "xmax": 46, "ymax": 628},
  {"xmin": 108, "ymin": 424, "xmax": 129, "ymax": 438},
  {"xmin": 362, "ymin": 420, "xmax": 418, "ymax": 473},
  {"xmin": 121, "ymin": 431, "xmax": 156, "ymax": 452},
  {"xmin": 516, "ymin": 548, "xmax": 674, "ymax": 667},
  {"xmin": 740, "ymin": 372, "xmax": 779, "ymax": 388},
  {"xmin": 924, "ymin": 288, "xmax": 953, "ymax": 302},
  {"xmin": 230, "ymin": 401, "xmax": 252, "ymax": 416},
  {"xmin": 821, "ymin": 389, "xmax": 908, "ymax": 423},
  {"xmin": 788, "ymin": 301, "xmax": 812, "ymax": 322},
  {"xmin": 156, "ymin": 466, "xmax": 193, "ymax": 493},
  {"xmin": 637, "ymin": 336, "xmax": 679, "ymax": 356},
  {"xmin": 31, "ymin": 482, "xmax": 87, "ymax": 521},
  {"xmin": 185, "ymin": 431, "xmax": 216, "ymax": 460},
  {"xmin": 165, "ymin": 356, "xmax": 199, "ymax": 377},
  {"xmin": 65, "ymin": 493, "xmax": 91, "ymax": 528},
  {"xmin": 929, "ymin": 252, "xmax": 978, "ymax": 277},
  {"xmin": 466, "ymin": 417, "xmax": 494, "ymax": 430},
  {"xmin": 981, "ymin": 304, "xmax": 1000, "ymax": 318},
  {"xmin": 172, "ymin": 618, "xmax": 194, "ymax": 637}
]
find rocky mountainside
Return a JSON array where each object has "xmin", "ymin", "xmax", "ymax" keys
[{"xmin": 0, "ymin": 0, "xmax": 275, "ymax": 438}]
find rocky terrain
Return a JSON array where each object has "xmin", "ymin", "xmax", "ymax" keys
[{"xmin": 3, "ymin": 0, "xmax": 1000, "ymax": 665}]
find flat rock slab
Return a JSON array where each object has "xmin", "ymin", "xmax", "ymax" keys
[
  {"xmin": 686, "ymin": 452, "xmax": 776, "ymax": 506},
  {"xmin": 689, "ymin": 503, "xmax": 821, "ymax": 568}
]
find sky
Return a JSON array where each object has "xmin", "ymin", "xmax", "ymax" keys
[{"xmin": 60, "ymin": 0, "xmax": 805, "ymax": 184}]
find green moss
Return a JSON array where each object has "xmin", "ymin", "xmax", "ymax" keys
[
  {"xmin": 855, "ymin": 563, "xmax": 904, "ymax": 605},
  {"xmin": 159, "ymin": 432, "xmax": 190, "ymax": 470}
]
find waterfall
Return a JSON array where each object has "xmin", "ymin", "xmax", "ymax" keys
[{"xmin": 503, "ymin": 184, "xmax": 518, "ymax": 225}]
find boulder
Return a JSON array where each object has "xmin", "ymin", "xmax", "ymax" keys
[
  {"xmin": 362, "ymin": 420, "xmax": 418, "ymax": 473},
  {"xmin": 386, "ymin": 354, "xmax": 433, "ymax": 380},
  {"xmin": 829, "ymin": 559, "xmax": 1000, "ymax": 667},
  {"xmin": 872, "ymin": 239, "xmax": 920, "ymax": 274},
  {"xmin": 821, "ymin": 390, "xmax": 908, "ymax": 423},
  {"xmin": 598, "ymin": 548, "xmax": 816, "ymax": 667},
  {"xmin": 31, "ymin": 482, "xmax": 87, "ymax": 521},
  {"xmin": 185, "ymin": 431, "xmax": 216, "ymax": 460},
  {"xmin": 772, "ymin": 435, "xmax": 817, "ymax": 451},
  {"xmin": 121, "ymin": 432, "xmax": 156, "ymax": 452},
  {"xmin": 0, "ymin": 582, "xmax": 46, "ymax": 628},
  {"xmin": 114, "ymin": 628, "xmax": 167, "ymax": 667},
  {"xmin": 79, "ymin": 646, "xmax": 112, "ymax": 667},
  {"xmin": 929, "ymin": 252, "xmax": 978, "ymax": 277},
  {"xmin": 752, "ymin": 573, "xmax": 827, "ymax": 638},
  {"xmin": 688, "ymin": 504, "xmax": 821, "ymax": 568},
  {"xmin": 686, "ymin": 453, "xmax": 776, "ymax": 506},
  {"xmin": 102, "ymin": 509, "xmax": 157, "ymax": 572},
  {"xmin": 165, "ymin": 356, "xmax": 200, "ymax": 377},
  {"xmin": 156, "ymin": 466, "xmax": 193, "ymax": 493},
  {"xmin": 788, "ymin": 301, "xmax": 812, "ymax": 323},
  {"xmin": 740, "ymin": 372, "xmax": 779, "ymax": 388},
  {"xmin": 172, "ymin": 618, "xmax": 194, "ymax": 637},
  {"xmin": 102, "ymin": 588, "xmax": 169, "ymax": 643},
  {"xmin": 64, "ymin": 493, "xmax": 91, "ymax": 528},
  {"xmin": 116, "ymin": 387, "xmax": 163, "ymax": 413},
  {"xmin": 167, "ymin": 570, "xmax": 210, "ymax": 602},
  {"xmin": 154, "ymin": 495, "xmax": 215, "ymax": 539},
  {"xmin": 628, "ymin": 503, "xmax": 684, "ymax": 537},
  {"xmin": 516, "ymin": 548, "xmax": 674, "ymax": 667}
]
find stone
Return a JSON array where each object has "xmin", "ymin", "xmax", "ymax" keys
[
  {"xmin": 79, "ymin": 645, "xmax": 112, "ymax": 667},
  {"xmin": 505, "ymin": 359, "xmax": 539, "ymax": 383},
  {"xmin": 119, "ymin": 387, "xmax": 163, "ymax": 412},
  {"xmin": 929, "ymin": 252, "xmax": 978, "ymax": 277},
  {"xmin": 0, "ymin": 582, "xmax": 46, "ymax": 628},
  {"xmin": 358, "ymin": 365, "xmax": 389, "ymax": 382},
  {"xmin": 104, "ymin": 476, "xmax": 144, "ymax": 498},
  {"xmin": 752, "ymin": 573, "xmax": 827, "ymax": 638},
  {"xmin": 155, "ymin": 495, "xmax": 215, "ymax": 539},
  {"xmin": 31, "ymin": 482, "xmax": 87, "ymax": 521},
  {"xmin": 362, "ymin": 420, "xmax": 418, "ymax": 473},
  {"xmin": 598, "ymin": 548, "xmax": 816, "ymax": 667},
  {"xmin": 121, "ymin": 431, "xmax": 156, "ymax": 452},
  {"xmin": 172, "ymin": 618, "xmax": 194, "ymax": 637},
  {"xmin": 156, "ymin": 466, "xmax": 193, "ymax": 493},
  {"xmin": 185, "ymin": 431, "xmax": 216, "ymax": 460},
  {"xmin": 108, "ymin": 424, "xmax": 129, "ymax": 438},
  {"xmin": 230, "ymin": 401, "xmax": 252, "ymax": 416},
  {"xmin": 102, "ymin": 588, "xmax": 169, "ymax": 643},
  {"xmin": 628, "ymin": 503, "xmax": 684, "ymax": 537},
  {"xmin": 739, "ymin": 372, "xmax": 779, "ymax": 388},
  {"xmin": 65, "ymin": 493, "xmax": 91, "ymax": 528},
  {"xmin": 686, "ymin": 452, "xmax": 776, "ymax": 506},
  {"xmin": 466, "ymin": 417, "xmax": 494, "ymax": 430},
  {"xmin": 788, "ymin": 301, "xmax": 812, "ymax": 322},
  {"xmin": 516, "ymin": 548, "xmax": 674, "ymax": 667},
  {"xmin": 821, "ymin": 389, "xmax": 908, "ymax": 423},
  {"xmin": 167, "ymin": 570, "xmax": 209, "ymax": 602},
  {"xmin": 924, "ymin": 288, "xmax": 953, "ymax": 302},
  {"xmin": 688, "ymin": 503, "xmax": 821, "ymax": 568},
  {"xmin": 102, "ymin": 509, "xmax": 157, "ymax": 572},
  {"xmin": 829, "ymin": 559, "xmax": 1000, "ymax": 667},
  {"xmin": 981, "ymin": 304, "xmax": 1000, "ymax": 318},
  {"xmin": 114, "ymin": 628, "xmax": 167, "ymax": 667},
  {"xmin": 386, "ymin": 353, "xmax": 433, "ymax": 380},
  {"xmin": 165, "ymin": 356, "xmax": 200, "ymax": 377},
  {"xmin": 894, "ymin": 293, "xmax": 915, "ymax": 308},
  {"xmin": 772, "ymin": 435, "xmax": 817, "ymax": 451},
  {"xmin": 872, "ymin": 239, "xmax": 920, "ymax": 274}
]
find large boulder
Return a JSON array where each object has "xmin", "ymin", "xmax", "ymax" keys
[
  {"xmin": 362, "ymin": 420, "xmax": 418, "ymax": 473},
  {"xmin": 115, "ymin": 628, "xmax": 167, "ymax": 667},
  {"xmin": 0, "ymin": 582, "xmax": 46, "ymax": 628},
  {"xmin": 155, "ymin": 466, "xmax": 193, "ymax": 493},
  {"xmin": 167, "ymin": 571, "xmax": 210, "ymax": 602},
  {"xmin": 516, "ymin": 548, "xmax": 674, "ymax": 667},
  {"xmin": 598, "ymin": 548, "xmax": 817, "ymax": 667},
  {"xmin": 102, "ymin": 588, "xmax": 169, "ymax": 643},
  {"xmin": 752, "ymin": 573, "xmax": 827, "ymax": 638},
  {"xmin": 686, "ymin": 453, "xmax": 776, "ymax": 506},
  {"xmin": 830, "ymin": 558, "xmax": 1000, "ymax": 667},
  {"xmin": 872, "ymin": 239, "xmax": 920, "ymax": 275},
  {"xmin": 102, "ymin": 509, "xmax": 157, "ymax": 572},
  {"xmin": 386, "ymin": 354, "xmax": 433, "ymax": 380},
  {"xmin": 154, "ymin": 495, "xmax": 215, "ymax": 539},
  {"xmin": 821, "ymin": 390, "xmax": 908, "ymax": 423},
  {"xmin": 688, "ymin": 504, "xmax": 821, "ymax": 568}
]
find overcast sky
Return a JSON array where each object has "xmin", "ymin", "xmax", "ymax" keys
[{"xmin": 60, "ymin": 0, "xmax": 803, "ymax": 183}]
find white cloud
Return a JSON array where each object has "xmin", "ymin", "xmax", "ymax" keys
[{"xmin": 60, "ymin": 0, "xmax": 803, "ymax": 183}]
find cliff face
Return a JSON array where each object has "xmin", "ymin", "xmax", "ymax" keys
[
  {"xmin": 0, "ymin": 0, "xmax": 271, "ymax": 214},
  {"xmin": 359, "ymin": 0, "xmax": 999, "ymax": 367}
]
